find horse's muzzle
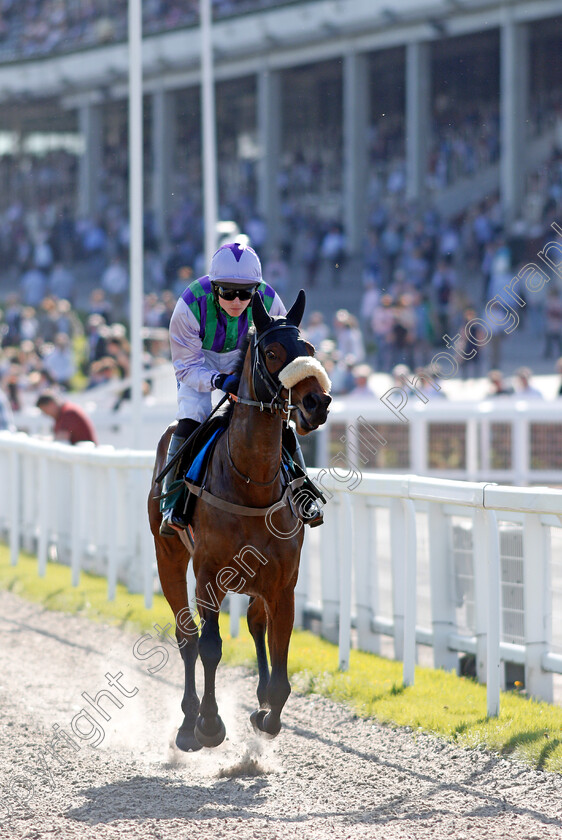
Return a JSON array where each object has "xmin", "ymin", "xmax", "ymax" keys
[{"xmin": 301, "ymin": 392, "xmax": 332, "ymax": 428}]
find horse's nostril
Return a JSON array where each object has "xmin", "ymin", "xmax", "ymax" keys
[{"xmin": 302, "ymin": 393, "xmax": 318, "ymax": 412}]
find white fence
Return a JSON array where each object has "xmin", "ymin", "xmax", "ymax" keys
[
  {"xmin": 13, "ymin": 375, "xmax": 562, "ymax": 484},
  {"xmin": 1, "ymin": 430, "xmax": 561, "ymax": 715},
  {"xmin": 318, "ymin": 397, "xmax": 562, "ymax": 486},
  {"xmin": 0, "ymin": 432, "xmax": 156, "ymax": 603}
]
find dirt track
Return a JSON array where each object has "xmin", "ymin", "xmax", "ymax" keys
[{"xmin": 1, "ymin": 589, "xmax": 562, "ymax": 840}]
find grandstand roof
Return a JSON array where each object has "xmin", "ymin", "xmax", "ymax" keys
[{"xmin": 0, "ymin": 0, "xmax": 558, "ymax": 104}]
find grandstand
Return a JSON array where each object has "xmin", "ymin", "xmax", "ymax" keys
[{"xmin": 0, "ymin": 0, "xmax": 562, "ymax": 425}]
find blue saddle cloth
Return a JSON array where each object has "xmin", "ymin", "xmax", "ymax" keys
[{"xmin": 185, "ymin": 427, "xmax": 224, "ymax": 484}]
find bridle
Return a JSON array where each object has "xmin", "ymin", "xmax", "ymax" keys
[{"xmin": 227, "ymin": 321, "xmax": 307, "ymax": 425}]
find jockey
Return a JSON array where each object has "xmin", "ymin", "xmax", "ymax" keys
[{"xmin": 160, "ymin": 241, "xmax": 324, "ymax": 535}]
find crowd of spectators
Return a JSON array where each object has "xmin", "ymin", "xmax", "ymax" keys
[
  {"xmin": 0, "ymin": 0, "xmax": 286, "ymax": 62},
  {"xmin": 1, "ymin": 146, "xmax": 562, "ymax": 407},
  {"xmin": 0, "ymin": 84, "xmax": 561, "ymax": 430}
]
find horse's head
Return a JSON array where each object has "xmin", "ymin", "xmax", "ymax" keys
[{"xmin": 250, "ymin": 290, "xmax": 332, "ymax": 434}]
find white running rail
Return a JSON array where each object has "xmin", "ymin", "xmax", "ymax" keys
[{"xmin": 1, "ymin": 430, "xmax": 561, "ymax": 715}]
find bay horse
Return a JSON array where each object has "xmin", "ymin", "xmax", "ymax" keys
[{"xmin": 148, "ymin": 290, "xmax": 331, "ymax": 750}]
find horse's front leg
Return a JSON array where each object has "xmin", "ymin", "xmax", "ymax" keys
[
  {"xmin": 151, "ymin": 535, "xmax": 202, "ymax": 752},
  {"xmin": 251, "ymin": 584, "xmax": 295, "ymax": 738},
  {"xmin": 151, "ymin": 528, "xmax": 201, "ymax": 752},
  {"xmin": 247, "ymin": 596, "xmax": 269, "ymax": 708},
  {"xmin": 175, "ymin": 607, "xmax": 202, "ymax": 752},
  {"xmin": 194, "ymin": 575, "xmax": 227, "ymax": 748}
]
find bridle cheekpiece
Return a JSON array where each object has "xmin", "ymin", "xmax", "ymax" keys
[{"xmin": 227, "ymin": 321, "xmax": 305, "ymax": 423}]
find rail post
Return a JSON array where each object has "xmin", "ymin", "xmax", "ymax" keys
[
  {"xmin": 338, "ymin": 493, "xmax": 354, "ymax": 671},
  {"xmin": 402, "ymin": 498, "xmax": 417, "ymax": 687},
  {"xmin": 428, "ymin": 503, "xmax": 458, "ymax": 672},
  {"xmin": 523, "ymin": 513, "xmax": 553, "ymax": 702}
]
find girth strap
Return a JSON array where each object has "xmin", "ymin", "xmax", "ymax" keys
[{"xmin": 184, "ymin": 476, "xmax": 305, "ymax": 517}]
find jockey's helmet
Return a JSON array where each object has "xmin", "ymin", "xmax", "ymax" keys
[{"xmin": 209, "ymin": 242, "xmax": 262, "ymax": 289}]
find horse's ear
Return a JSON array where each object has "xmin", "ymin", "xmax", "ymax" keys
[
  {"xmin": 286, "ymin": 289, "xmax": 306, "ymax": 327},
  {"xmin": 252, "ymin": 291, "xmax": 273, "ymax": 333}
]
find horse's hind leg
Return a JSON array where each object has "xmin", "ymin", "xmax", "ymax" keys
[
  {"xmin": 247, "ymin": 596, "xmax": 269, "ymax": 708},
  {"xmin": 251, "ymin": 584, "xmax": 295, "ymax": 738},
  {"xmin": 194, "ymin": 582, "xmax": 227, "ymax": 748}
]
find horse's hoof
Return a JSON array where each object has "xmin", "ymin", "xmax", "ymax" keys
[
  {"xmin": 176, "ymin": 726, "xmax": 203, "ymax": 752},
  {"xmin": 194, "ymin": 716, "xmax": 226, "ymax": 748},
  {"xmin": 250, "ymin": 709, "xmax": 279, "ymax": 739}
]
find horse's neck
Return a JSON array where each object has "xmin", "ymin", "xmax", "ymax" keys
[
  {"xmin": 227, "ymin": 355, "xmax": 283, "ymax": 487},
  {"xmin": 228, "ymin": 404, "xmax": 283, "ymax": 486}
]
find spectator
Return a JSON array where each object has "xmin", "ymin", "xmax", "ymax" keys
[
  {"xmin": 43, "ymin": 332, "xmax": 76, "ymax": 389},
  {"xmin": 303, "ymin": 311, "xmax": 329, "ymax": 349},
  {"xmin": 543, "ymin": 286, "xmax": 562, "ymax": 359},
  {"xmin": 514, "ymin": 367, "xmax": 543, "ymax": 399},
  {"xmin": 86, "ymin": 356, "xmax": 121, "ymax": 392},
  {"xmin": 0, "ymin": 385, "xmax": 15, "ymax": 430},
  {"xmin": 487, "ymin": 369, "xmax": 515, "ymax": 397},
  {"xmin": 556, "ymin": 357, "xmax": 562, "ymax": 397},
  {"xmin": 87, "ymin": 288, "xmax": 113, "ymax": 321},
  {"xmin": 333, "ymin": 309, "xmax": 365, "ymax": 364},
  {"xmin": 359, "ymin": 277, "xmax": 380, "ymax": 342},
  {"xmin": 263, "ymin": 249, "xmax": 289, "ymax": 299},
  {"xmin": 55, "ymin": 299, "xmax": 81, "ymax": 338},
  {"xmin": 20, "ymin": 264, "xmax": 47, "ymax": 307},
  {"xmin": 101, "ymin": 255, "xmax": 129, "ymax": 322},
  {"xmin": 348, "ymin": 364, "xmax": 376, "ymax": 398},
  {"xmin": 390, "ymin": 294, "xmax": 416, "ymax": 369},
  {"xmin": 49, "ymin": 261, "xmax": 76, "ymax": 303},
  {"xmin": 431, "ymin": 258, "xmax": 457, "ymax": 339},
  {"xmin": 36, "ymin": 390, "xmax": 98, "ymax": 445},
  {"xmin": 85, "ymin": 314, "xmax": 109, "ymax": 367},
  {"xmin": 329, "ymin": 352, "xmax": 356, "ymax": 396},
  {"xmin": 456, "ymin": 307, "xmax": 486, "ymax": 380},
  {"xmin": 2, "ymin": 360, "xmax": 23, "ymax": 412},
  {"xmin": 320, "ymin": 223, "xmax": 346, "ymax": 285},
  {"xmin": 20, "ymin": 307, "xmax": 39, "ymax": 342},
  {"xmin": 371, "ymin": 293, "xmax": 395, "ymax": 372},
  {"xmin": 300, "ymin": 226, "xmax": 320, "ymax": 287},
  {"xmin": 2, "ymin": 294, "xmax": 22, "ymax": 347},
  {"xmin": 414, "ymin": 366, "xmax": 447, "ymax": 399}
]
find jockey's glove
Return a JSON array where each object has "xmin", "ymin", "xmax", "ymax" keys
[{"xmin": 212, "ymin": 372, "xmax": 240, "ymax": 394}]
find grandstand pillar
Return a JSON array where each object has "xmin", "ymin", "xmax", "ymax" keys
[
  {"xmin": 152, "ymin": 89, "xmax": 175, "ymax": 249},
  {"xmin": 343, "ymin": 51, "xmax": 369, "ymax": 258},
  {"xmin": 78, "ymin": 103, "xmax": 103, "ymax": 219},
  {"xmin": 257, "ymin": 67, "xmax": 282, "ymax": 254},
  {"xmin": 501, "ymin": 17, "xmax": 528, "ymax": 224},
  {"xmin": 405, "ymin": 41, "xmax": 430, "ymax": 203}
]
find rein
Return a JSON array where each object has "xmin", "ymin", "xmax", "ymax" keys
[{"xmin": 226, "ymin": 425, "xmax": 281, "ymax": 486}]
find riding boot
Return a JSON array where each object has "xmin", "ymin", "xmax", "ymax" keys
[
  {"xmin": 282, "ymin": 426, "xmax": 325, "ymax": 528},
  {"xmin": 159, "ymin": 432, "xmax": 188, "ymax": 536},
  {"xmin": 159, "ymin": 419, "xmax": 201, "ymax": 536}
]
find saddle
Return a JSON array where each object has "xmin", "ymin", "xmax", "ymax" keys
[
  {"xmin": 182, "ymin": 415, "xmax": 228, "ymax": 481},
  {"xmin": 165, "ymin": 417, "xmax": 321, "ymax": 542},
  {"xmin": 173, "ymin": 415, "xmax": 228, "ymax": 532}
]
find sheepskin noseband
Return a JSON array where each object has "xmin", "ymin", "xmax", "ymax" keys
[{"xmin": 278, "ymin": 356, "xmax": 332, "ymax": 393}]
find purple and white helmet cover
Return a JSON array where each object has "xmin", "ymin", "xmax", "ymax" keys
[{"xmin": 209, "ymin": 242, "xmax": 262, "ymax": 287}]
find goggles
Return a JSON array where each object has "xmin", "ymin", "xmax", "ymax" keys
[{"xmin": 215, "ymin": 285, "xmax": 255, "ymax": 301}]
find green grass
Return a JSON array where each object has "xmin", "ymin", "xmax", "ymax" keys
[{"xmin": 2, "ymin": 544, "xmax": 562, "ymax": 772}]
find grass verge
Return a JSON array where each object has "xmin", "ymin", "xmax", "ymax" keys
[{"xmin": 2, "ymin": 544, "xmax": 562, "ymax": 773}]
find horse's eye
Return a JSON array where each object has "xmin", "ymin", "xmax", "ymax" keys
[{"xmin": 265, "ymin": 350, "xmax": 276, "ymax": 360}]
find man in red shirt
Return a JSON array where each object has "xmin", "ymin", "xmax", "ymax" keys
[{"xmin": 36, "ymin": 391, "xmax": 98, "ymax": 445}]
